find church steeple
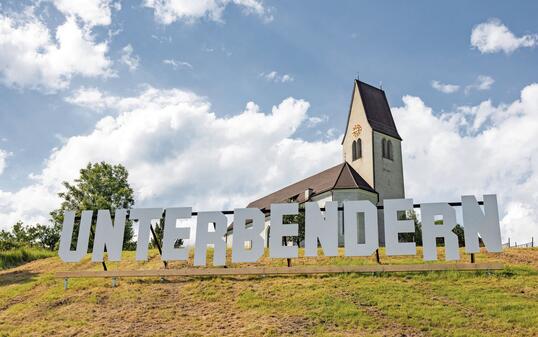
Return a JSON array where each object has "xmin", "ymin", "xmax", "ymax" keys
[
  {"xmin": 342, "ymin": 80, "xmax": 374, "ymax": 187},
  {"xmin": 342, "ymin": 79, "xmax": 405, "ymax": 202}
]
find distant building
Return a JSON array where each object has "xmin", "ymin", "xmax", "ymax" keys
[{"xmin": 227, "ymin": 79, "xmax": 405, "ymax": 246}]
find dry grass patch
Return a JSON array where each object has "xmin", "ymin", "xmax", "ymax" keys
[{"xmin": 0, "ymin": 248, "xmax": 537, "ymax": 337}]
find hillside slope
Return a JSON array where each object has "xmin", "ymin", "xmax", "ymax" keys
[{"xmin": 0, "ymin": 248, "xmax": 537, "ymax": 337}]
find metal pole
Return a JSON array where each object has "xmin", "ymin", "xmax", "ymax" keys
[
  {"xmin": 90, "ymin": 226, "xmax": 107, "ymax": 271},
  {"xmin": 63, "ymin": 278, "xmax": 68, "ymax": 290},
  {"xmin": 150, "ymin": 224, "xmax": 168, "ymax": 269},
  {"xmin": 508, "ymin": 237, "xmax": 510, "ymax": 247},
  {"xmin": 375, "ymin": 249, "xmax": 381, "ymax": 264},
  {"xmin": 532, "ymin": 237, "xmax": 534, "ymax": 248}
]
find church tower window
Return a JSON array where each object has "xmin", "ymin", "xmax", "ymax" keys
[
  {"xmin": 356, "ymin": 138, "xmax": 362, "ymax": 159},
  {"xmin": 387, "ymin": 140, "xmax": 393, "ymax": 160},
  {"xmin": 352, "ymin": 140, "xmax": 357, "ymax": 161},
  {"xmin": 382, "ymin": 138, "xmax": 393, "ymax": 160}
]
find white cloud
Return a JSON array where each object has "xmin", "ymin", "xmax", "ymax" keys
[
  {"xmin": 51, "ymin": 0, "xmax": 117, "ymax": 27},
  {"xmin": 471, "ymin": 18, "xmax": 538, "ymax": 54},
  {"xmin": 144, "ymin": 0, "xmax": 273, "ymax": 25},
  {"xmin": 465, "ymin": 75, "xmax": 494, "ymax": 94},
  {"xmin": 260, "ymin": 71, "xmax": 294, "ymax": 83},
  {"xmin": 8, "ymin": 80, "xmax": 538, "ymax": 244},
  {"xmin": 120, "ymin": 44, "xmax": 140, "ymax": 71},
  {"xmin": 393, "ymin": 83, "xmax": 538, "ymax": 243},
  {"xmin": 431, "ymin": 80, "xmax": 460, "ymax": 94},
  {"xmin": 163, "ymin": 58, "xmax": 193, "ymax": 69},
  {"xmin": 151, "ymin": 34, "xmax": 172, "ymax": 43},
  {"xmin": 65, "ymin": 86, "xmax": 120, "ymax": 111},
  {"xmin": 0, "ymin": 148, "xmax": 11, "ymax": 175},
  {"xmin": 306, "ymin": 115, "xmax": 328, "ymax": 127},
  {"xmin": 0, "ymin": 9, "xmax": 113, "ymax": 91},
  {"xmin": 0, "ymin": 87, "xmax": 340, "ymax": 230}
]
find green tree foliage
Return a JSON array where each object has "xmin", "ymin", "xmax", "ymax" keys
[
  {"xmin": 50, "ymin": 162, "xmax": 135, "ymax": 250},
  {"xmin": 0, "ymin": 221, "xmax": 61, "ymax": 251},
  {"xmin": 0, "ymin": 229, "xmax": 17, "ymax": 251},
  {"xmin": 398, "ymin": 210, "xmax": 423, "ymax": 246},
  {"xmin": 151, "ymin": 218, "xmax": 183, "ymax": 249},
  {"xmin": 34, "ymin": 223, "xmax": 62, "ymax": 250},
  {"xmin": 452, "ymin": 224, "xmax": 465, "ymax": 247},
  {"xmin": 434, "ymin": 220, "xmax": 465, "ymax": 247}
]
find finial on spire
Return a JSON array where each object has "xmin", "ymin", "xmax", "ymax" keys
[{"xmin": 356, "ymin": 72, "xmax": 360, "ymax": 81}]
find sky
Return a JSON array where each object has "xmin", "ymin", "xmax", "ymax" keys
[{"xmin": 0, "ymin": 0, "xmax": 537, "ymax": 244}]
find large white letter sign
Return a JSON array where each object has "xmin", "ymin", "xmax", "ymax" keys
[
  {"xmin": 59, "ymin": 210, "xmax": 92, "ymax": 262},
  {"xmin": 384, "ymin": 199, "xmax": 416, "ymax": 256},
  {"xmin": 269, "ymin": 203, "xmax": 299, "ymax": 259},
  {"xmin": 130, "ymin": 208, "xmax": 163, "ymax": 261},
  {"xmin": 421, "ymin": 203, "xmax": 459, "ymax": 261},
  {"xmin": 304, "ymin": 202, "xmax": 338, "ymax": 257},
  {"xmin": 344, "ymin": 200, "xmax": 379, "ymax": 256},
  {"xmin": 232, "ymin": 208, "xmax": 265, "ymax": 263},
  {"xmin": 462, "ymin": 194, "xmax": 502, "ymax": 253},
  {"xmin": 162, "ymin": 207, "xmax": 192, "ymax": 261},
  {"xmin": 194, "ymin": 211, "xmax": 227, "ymax": 266},
  {"xmin": 92, "ymin": 209, "xmax": 127, "ymax": 262}
]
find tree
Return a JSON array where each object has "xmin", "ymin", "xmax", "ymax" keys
[
  {"xmin": 0, "ymin": 230, "xmax": 18, "ymax": 250},
  {"xmin": 398, "ymin": 210, "xmax": 423, "ymax": 246},
  {"xmin": 11, "ymin": 221, "xmax": 35, "ymax": 245},
  {"xmin": 283, "ymin": 201, "xmax": 305, "ymax": 247},
  {"xmin": 433, "ymin": 220, "xmax": 465, "ymax": 247},
  {"xmin": 34, "ymin": 223, "xmax": 62, "ymax": 250},
  {"xmin": 0, "ymin": 221, "xmax": 61, "ymax": 251},
  {"xmin": 452, "ymin": 223, "xmax": 465, "ymax": 247},
  {"xmin": 50, "ymin": 162, "xmax": 135, "ymax": 250},
  {"xmin": 151, "ymin": 218, "xmax": 183, "ymax": 250}
]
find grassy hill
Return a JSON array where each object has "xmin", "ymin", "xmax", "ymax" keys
[{"xmin": 0, "ymin": 248, "xmax": 537, "ymax": 337}]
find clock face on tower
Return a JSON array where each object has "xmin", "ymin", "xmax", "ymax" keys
[{"xmin": 352, "ymin": 123, "xmax": 362, "ymax": 137}]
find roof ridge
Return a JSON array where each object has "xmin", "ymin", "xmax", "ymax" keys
[
  {"xmin": 332, "ymin": 162, "xmax": 349, "ymax": 190},
  {"xmin": 355, "ymin": 79, "xmax": 384, "ymax": 92},
  {"xmin": 356, "ymin": 80, "xmax": 402, "ymax": 141},
  {"xmin": 346, "ymin": 163, "xmax": 376, "ymax": 192},
  {"xmin": 247, "ymin": 162, "xmax": 344, "ymax": 207}
]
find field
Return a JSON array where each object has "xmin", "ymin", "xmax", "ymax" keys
[{"xmin": 0, "ymin": 248, "xmax": 537, "ymax": 337}]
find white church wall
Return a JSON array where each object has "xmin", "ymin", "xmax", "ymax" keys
[
  {"xmin": 310, "ymin": 191, "xmax": 332, "ymax": 205},
  {"xmin": 332, "ymin": 189, "xmax": 378, "ymax": 246}
]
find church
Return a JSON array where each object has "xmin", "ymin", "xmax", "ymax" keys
[{"xmin": 226, "ymin": 79, "xmax": 405, "ymax": 246}]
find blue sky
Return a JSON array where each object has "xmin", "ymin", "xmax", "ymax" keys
[{"xmin": 0, "ymin": 0, "xmax": 537, "ymax": 242}]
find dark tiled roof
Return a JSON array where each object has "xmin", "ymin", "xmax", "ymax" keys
[
  {"xmin": 246, "ymin": 162, "xmax": 376, "ymax": 211},
  {"xmin": 227, "ymin": 162, "xmax": 376, "ymax": 232},
  {"xmin": 342, "ymin": 80, "xmax": 402, "ymax": 143}
]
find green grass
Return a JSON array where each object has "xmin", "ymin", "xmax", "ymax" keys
[
  {"xmin": 0, "ymin": 248, "xmax": 537, "ymax": 336},
  {"xmin": 0, "ymin": 247, "xmax": 55, "ymax": 270}
]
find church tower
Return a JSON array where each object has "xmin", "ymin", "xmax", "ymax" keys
[
  {"xmin": 341, "ymin": 80, "xmax": 405, "ymax": 242},
  {"xmin": 228, "ymin": 79, "xmax": 405, "ymax": 248}
]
